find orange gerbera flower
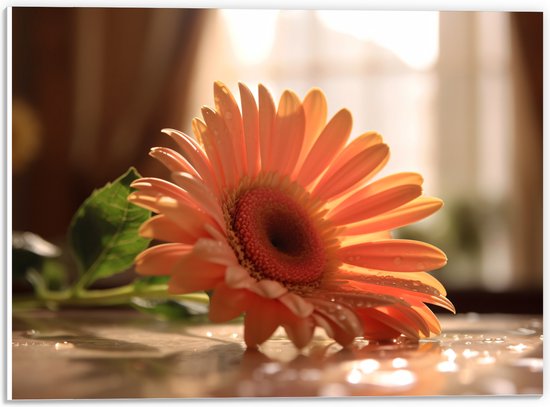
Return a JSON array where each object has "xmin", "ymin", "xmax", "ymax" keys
[{"xmin": 129, "ymin": 82, "xmax": 454, "ymax": 349}]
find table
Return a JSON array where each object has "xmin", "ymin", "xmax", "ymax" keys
[{"xmin": 11, "ymin": 310, "xmax": 543, "ymax": 398}]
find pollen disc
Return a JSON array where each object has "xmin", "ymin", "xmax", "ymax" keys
[{"xmin": 232, "ymin": 187, "xmax": 326, "ymax": 286}]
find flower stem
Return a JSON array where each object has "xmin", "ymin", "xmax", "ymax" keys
[{"xmin": 12, "ymin": 283, "xmax": 210, "ymax": 310}]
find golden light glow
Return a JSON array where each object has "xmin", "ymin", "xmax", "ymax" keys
[
  {"xmin": 221, "ymin": 10, "xmax": 280, "ymax": 65},
  {"xmin": 316, "ymin": 11, "xmax": 439, "ymax": 70}
]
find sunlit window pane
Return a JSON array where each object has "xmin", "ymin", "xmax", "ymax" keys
[{"xmin": 316, "ymin": 11, "xmax": 439, "ymax": 70}]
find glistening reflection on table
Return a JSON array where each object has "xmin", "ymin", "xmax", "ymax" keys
[{"xmin": 11, "ymin": 310, "xmax": 542, "ymax": 398}]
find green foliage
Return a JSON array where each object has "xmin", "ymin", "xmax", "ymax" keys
[{"xmin": 68, "ymin": 167, "xmax": 151, "ymax": 288}]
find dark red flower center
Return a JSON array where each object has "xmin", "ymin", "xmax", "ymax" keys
[{"xmin": 232, "ymin": 187, "xmax": 326, "ymax": 286}]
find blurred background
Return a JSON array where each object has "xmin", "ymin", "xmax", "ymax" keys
[{"xmin": 11, "ymin": 9, "xmax": 542, "ymax": 313}]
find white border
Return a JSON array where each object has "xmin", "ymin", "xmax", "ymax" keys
[
  {"xmin": 0, "ymin": 0, "xmax": 547, "ymax": 10},
  {"xmin": 3, "ymin": 5, "xmax": 12, "ymax": 403},
  {"xmin": 1, "ymin": 1, "xmax": 548, "ymax": 406}
]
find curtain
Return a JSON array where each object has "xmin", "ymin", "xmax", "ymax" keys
[
  {"xmin": 12, "ymin": 8, "xmax": 208, "ymax": 241},
  {"xmin": 509, "ymin": 12, "xmax": 543, "ymax": 289}
]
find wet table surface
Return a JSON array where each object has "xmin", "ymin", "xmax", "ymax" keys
[{"xmin": 11, "ymin": 310, "xmax": 543, "ymax": 399}]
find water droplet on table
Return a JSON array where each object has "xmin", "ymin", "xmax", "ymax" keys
[{"xmin": 54, "ymin": 341, "xmax": 75, "ymax": 351}]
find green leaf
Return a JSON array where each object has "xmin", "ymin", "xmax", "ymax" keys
[
  {"xmin": 131, "ymin": 299, "xmax": 195, "ymax": 320},
  {"xmin": 131, "ymin": 277, "xmax": 209, "ymax": 320},
  {"xmin": 69, "ymin": 167, "xmax": 151, "ymax": 289}
]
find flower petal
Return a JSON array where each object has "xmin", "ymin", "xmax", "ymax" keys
[
  {"xmin": 239, "ymin": 82, "xmax": 261, "ymax": 176},
  {"xmin": 339, "ymin": 267, "xmax": 448, "ymax": 296},
  {"xmin": 132, "ymin": 176, "xmax": 223, "ymax": 229},
  {"xmin": 342, "ymin": 196, "xmax": 444, "ymax": 236},
  {"xmin": 171, "ymin": 172, "xmax": 224, "ymax": 227},
  {"xmin": 312, "ymin": 314, "xmax": 334, "ymax": 339},
  {"xmin": 135, "ymin": 243, "xmax": 192, "ymax": 276},
  {"xmin": 388, "ymin": 304, "xmax": 431, "ymax": 337},
  {"xmin": 359, "ymin": 307, "xmax": 420, "ymax": 339},
  {"xmin": 201, "ymin": 107, "xmax": 240, "ymax": 187},
  {"xmin": 214, "ymin": 81, "xmax": 247, "ymax": 178},
  {"xmin": 313, "ymin": 288, "xmax": 397, "ymax": 309},
  {"xmin": 267, "ymin": 90, "xmax": 305, "ymax": 175},
  {"xmin": 136, "ymin": 194, "xmax": 222, "ymax": 241},
  {"xmin": 327, "ymin": 131, "xmax": 383, "ymax": 175},
  {"xmin": 131, "ymin": 177, "xmax": 189, "ymax": 204},
  {"xmin": 328, "ymin": 184, "xmax": 422, "ymax": 226},
  {"xmin": 361, "ymin": 172, "xmax": 423, "ymax": 195},
  {"xmin": 355, "ymin": 310, "xmax": 402, "ymax": 340},
  {"xmin": 224, "ymin": 266, "xmax": 288, "ymax": 299},
  {"xmin": 308, "ymin": 297, "xmax": 363, "ymax": 341},
  {"xmin": 168, "ymin": 252, "xmax": 226, "ymax": 294},
  {"xmin": 161, "ymin": 128, "xmax": 218, "ymax": 193},
  {"xmin": 313, "ymin": 143, "xmax": 389, "ymax": 202},
  {"xmin": 330, "ymin": 172, "xmax": 423, "ymax": 214},
  {"xmin": 296, "ymin": 88, "xmax": 328, "ymax": 173},
  {"xmin": 193, "ymin": 238, "xmax": 238, "ymax": 266},
  {"xmin": 127, "ymin": 192, "xmax": 161, "ymax": 213},
  {"xmin": 139, "ymin": 214, "xmax": 206, "ymax": 244},
  {"xmin": 372, "ymin": 304, "xmax": 431, "ymax": 338},
  {"xmin": 338, "ymin": 239, "xmax": 447, "ymax": 272},
  {"xmin": 297, "ymin": 108, "xmax": 352, "ymax": 187},
  {"xmin": 252, "ymin": 280, "xmax": 288, "ymax": 299},
  {"xmin": 328, "ymin": 269, "xmax": 444, "ymax": 298},
  {"xmin": 258, "ymin": 84, "xmax": 276, "ymax": 172},
  {"xmin": 283, "ymin": 316, "xmax": 315, "ymax": 349},
  {"xmin": 330, "ymin": 274, "xmax": 455, "ymax": 313},
  {"xmin": 149, "ymin": 147, "xmax": 201, "ymax": 179},
  {"xmin": 339, "ymin": 231, "xmax": 393, "ymax": 247},
  {"xmin": 244, "ymin": 296, "xmax": 283, "ymax": 348},
  {"xmin": 191, "ymin": 118, "xmax": 226, "ymax": 188},
  {"xmin": 203, "ymin": 224, "xmax": 227, "ymax": 244},
  {"xmin": 225, "ymin": 265, "xmax": 256, "ymax": 287},
  {"xmin": 312, "ymin": 312, "xmax": 358, "ymax": 348},
  {"xmin": 278, "ymin": 292, "xmax": 315, "ymax": 318},
  {"xmin": 410, "ymin": 302, "xmax": 442, "ymax": 334},
  {"xmin": 209, "ymin": 282, "xmax": 253, "ymax": 322}
]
